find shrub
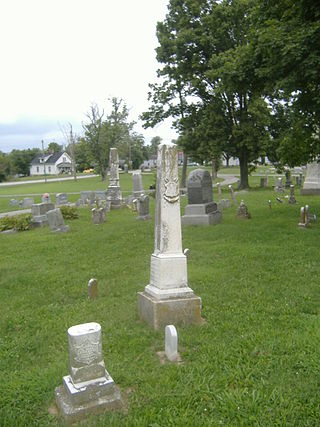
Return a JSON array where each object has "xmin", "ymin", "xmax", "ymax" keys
[
  {"xmin": 59, "ymin": 205, "xmax": 79, "ymax": 220},
  {"xmin": 0, "ymin": 214, "xmax": 32, "ymax": 232}
]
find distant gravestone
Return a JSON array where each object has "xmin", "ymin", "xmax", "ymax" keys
[
  {"xmin": 56, "ymin": 193, "xmax": 68, "ymax": 206},
  {"xmin": 91, "ymin": 207, "xmax": 106, "ymax": 224},
  {"xmin": 21, "ymin": 197, "xmax": 34, "ymax": 208},
  {"xmin": 288, "ymin": 185, "xmax": 296, "ymax": 204},
  {"xmin": 298, "ymin": 206, "xmax": 306, "ymax": 228},
  {"xmin": 165, "ymin": 325, "xmax": 178, "ymax": 362},
  {"xmin": 81, "ymin": 191, "xmax": 95, "ymax": 204},
  {"xmin": 228, "ymin": 185, "xmax": 238, "ymax": 205},
  {"xmin": 55, "ymin": 322, "xmax": 122, "ymax": 423},
  {"xmin": 237, "ymin": 200, "xmax": 251, "ymax": 219},
  {"xmin": 31, "ymin": 202, "xmax": 55, "ymax": 227},
  {"xmin": 9, "ymin": 199, "xmax": 19, "ymax": 206},
  {"xmin": 285, "ymin": 170, "xmax": 292, "ymax": 188},
  {"xmin": 124, "ymin": 164, "xmax": 128, "ymax": 173},
  {"xmin": 94, "ymin": 190, "xmax": 108, "ymax": 203},
  {"xmin": 260, "ymin": 177, "xmax": 268, "ymax": 188},
  {"xmin": 132, "ymin": 171, "xmax": 144, "ymax": 198},
  {"xmin": 106, "ymin": 148, "xmax": 122, "ymax": 209},
  {"xmin": 218, "ymin": 199, "xmax": 231, "ymax": 210},
  {"xmin": 275, "ymin": 177, "xmax": 284, "ymax": 193},
  {"xmin": 137, "ymin": 194, "xmax": 151, "ymax": 220},
  {"xmin": 41, "ymin": 193, "xmax": 51, "ymax": 203},
  {"xmin": 47, "ymin": 208, "xmax": 69, "ymax": 232},
  {"xmin": 88, "ymin": 278, "xmax": 98, "ymax": 299},
  {"xmin": 301, "ymin": 162, "xmax": 320, "ymax": 195},
  {"xmin": 216, "ymin": 182, "xmax": 222, "ymax": 197},
  {"xmin": 182, "ymin": 169, "xmax": 222, "ymax": 226}
]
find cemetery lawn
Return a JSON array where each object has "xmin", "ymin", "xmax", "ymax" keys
[{"xmin": 1, "ymin": 180, "xmax": 320, "ymax": 426}]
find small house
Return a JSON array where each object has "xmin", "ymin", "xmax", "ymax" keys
[{"xmin": 30, "ymin": 152, "xmax": 72, "ymax": 176}]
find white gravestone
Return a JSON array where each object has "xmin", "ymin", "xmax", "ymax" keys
[
  {"xmin": 298, "ymin": 206, "xmax": 306, "ymax": 228},
  {"xmin": 217, "ymin": 182, "xmax": 222, "ymax": 197},
  {"xmin": 55, "ymin": 322, "xmax": 122, "ymax": 423},
  {"xmin": 301, "ymin": 162, "xmax": 320, "ymax": 195},
  {"xmin": 138, "ymin": 142, "xmax": 201, "ymax": 330},
  {"xmin": 132, "ymin": 171, "xmax": 144, "ymax": 198},
  {"xmin": 106, "ymin": 148, "xmax": 122, "ymax": 209},
  {"xmin": 165, "ymin": 325, "xmax": 178, "ymax": 362}
]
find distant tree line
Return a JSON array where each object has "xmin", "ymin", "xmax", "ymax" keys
[
  {"xmin": 0, "ymin": 98, "xmax": 162, "ymax": 182},
  {"xmin": 142, "ymin": 0, "xmax": 320, "ymax": 189}
]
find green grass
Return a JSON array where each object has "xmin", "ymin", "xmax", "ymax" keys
[{"xmin": 1, "ymin": 177, "xmax": 319, "ymax": 426}]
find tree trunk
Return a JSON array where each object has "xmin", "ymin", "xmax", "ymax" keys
[
  {"xmin": 101, "ymin": 164, "xmax": 107, "ymax": 181},
  {"xmin": 211, "ymin": 158, "xmax": 217, "ymax": 179},
  {"xmin": 180, "ymin": 151, "xmax": 188, "ymax": 188},
  {"xmin": 239, "ymin": 155, "xmax": 249, "ymax": 189}
]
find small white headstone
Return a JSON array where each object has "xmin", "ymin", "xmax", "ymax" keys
[{"xmin": 165, "ymin": 325, "xmax": 178, "ymax": 362}]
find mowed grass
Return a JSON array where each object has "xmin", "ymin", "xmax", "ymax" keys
[{"xmin": 1, "ymin": 178, "xmax": 320, "ymax": 426}]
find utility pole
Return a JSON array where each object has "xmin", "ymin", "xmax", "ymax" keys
[{"xmin": 41, "ymin": 139, "xmax": 47, "ymax": 183}]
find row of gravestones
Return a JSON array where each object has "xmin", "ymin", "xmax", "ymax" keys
[
  {"xmin": 53, "ymin": 143, "xmax": 318, "ymax": 422},
  {"xmin": 10, "ymin": 193, "xmax": 69, "ymax": 209}
]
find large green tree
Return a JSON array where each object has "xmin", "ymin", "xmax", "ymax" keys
[
  {"xmin": 9, "ymin": 148, "xmax": 41, "ymax": 176},
  {"xmin": 252, "ymin": 0, "xmax": 320, "ymax": 164},
  {"xmin": 144, "ymin": 0, "xmax": 271, "ymax": 188},
  {"xmin": 83, "ymin": 98, "xmax": 138, "ymax": 180}
]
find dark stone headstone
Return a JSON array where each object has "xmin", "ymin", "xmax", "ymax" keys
[{"xmin": 187, "ymin": 169, "xmax": 213, "ymax": 205}]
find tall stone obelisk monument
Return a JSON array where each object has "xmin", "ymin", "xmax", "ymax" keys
[
  {"xmin": 106, "ymin": 148, "xmax": 122, "ymax": 208},
  {"xmin": 138, "ymin": 142, "xmax": 202, "ymax": 329}
]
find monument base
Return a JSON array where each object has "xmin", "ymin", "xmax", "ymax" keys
[
  {"xmin": 55, "ymin": 372, "xmax": 122, "ymax": 423},
  {"xmin": 301, "ymin": 188, "xmax": 320, "ymax": 195},
  {"xmin": 137, "ymin": 214, "xmax": 152, "ymax": 221},
  {"xmin": 138, "ymin": 291, "xmax": 202, "ymax": 330},
  {"xmin": 182, "ymin": 203, "xmax": 222, "ymax": 226},
  {"xmin": 106, "ymin": 186, "xmax": 122, "ymax": 209}
]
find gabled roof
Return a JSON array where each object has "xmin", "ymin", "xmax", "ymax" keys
[{"xmin": 31, "ymin": 152, "xmax": 70, "ymax": 165}]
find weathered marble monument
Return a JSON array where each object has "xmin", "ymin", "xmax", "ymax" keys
[
  {"xmin": 138, "ymin": 142, "xmax": 202, "ymax": 330},
  {"xmin": 137, "ymin": 194, "xmax": 151, "ymax": 221},
  {"xmin": 106, "ymin": 148, "xmax": 122, "ymax": 208},
  {"xmin": 55, "ymin": 322, "xmax": 122, "ymax": 423},
  {"xmin": 132, "ymin": 171, "xmax": 144, "ymax": 198},
  {"xmin": 47, "ymin": 208, "xmax": 69, "ymax": 233},
  {"xmin": 301, "ymin": 162, "xmax": 320, "ymax": 195},
  {"xmin": 182, "ymin": 169, "xmax": 222, "ymax": 226}
]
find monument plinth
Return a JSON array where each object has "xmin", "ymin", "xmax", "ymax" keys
[{"xmin": 138, "ymin": 143, "xmax": 202, "ymax": 330}]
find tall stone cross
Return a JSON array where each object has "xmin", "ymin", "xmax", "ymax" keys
[{"xmin": 138, "ymin": 142, "xmax": 201, "ymax": 329}]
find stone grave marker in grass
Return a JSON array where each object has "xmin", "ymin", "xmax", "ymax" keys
[
  {"xmin": 182, "ymin": 169, "xmax": 222, "ymax": 226},
  {"xmin": 55, "ymin": 322, "xmax": 122, "ymax": 423},
  {"xmin": 138, "ymin": 142, "xmax": 202, "ymax": 330},
  {"xmin": 47, "ymin": 208, "xmax": 69, "ymax": 233}
]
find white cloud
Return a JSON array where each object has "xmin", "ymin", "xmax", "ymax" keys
[{"xmin": 0, "ymin": 0, "xmax": 177, "ymax": 152}]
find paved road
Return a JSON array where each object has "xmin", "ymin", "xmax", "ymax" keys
[{"xmin": 0, "ymin": 174, "xmax": 100, "ymax": 187}]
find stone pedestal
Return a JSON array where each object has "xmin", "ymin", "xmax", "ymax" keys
[
  {"xmin": 106, "ymin": 148, "xmax": 122, "ymax": 208},
  {"xmin": 301, "ymin": 162, "xmax": 320, "ymax": 195},
  {"xmin": 182, "ymin": 202, "xmax": 222, "ymax": 225},
  {"xmin": 55, "ymin": 323, "xmax": 122, "ymax": 423},
  {"xmin": 138, "ymin": 142, "xmax": 201, "ymax": 330},
  {"xmin": 47, "ymin": 208, "xmax": 69, "ymax": 233}
]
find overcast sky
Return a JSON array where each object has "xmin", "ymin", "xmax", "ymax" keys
[{"xmin": 0, "ymin": 0, "xmax": 177, "ymax": 153}]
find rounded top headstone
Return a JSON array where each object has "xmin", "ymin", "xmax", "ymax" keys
[{"xmin": 68, "ymin": 322, "xmax": 101, "ymax": 338}]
